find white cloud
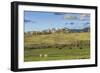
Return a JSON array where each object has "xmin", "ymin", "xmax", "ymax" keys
[{"xmin": 64, "ymin": 14, "xmax": 78, "ymax": 20}]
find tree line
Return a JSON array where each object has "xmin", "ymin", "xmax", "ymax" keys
[
  {"xmin": 25, "ymin": 27, "xmax": 70, "ymax": 36},
  {"xmin": 25, "ymin": 40, "xmax": 90, "ymax": 50},
  {"xmin": 25, "ymin": 27, "xmax": 90, "ymax": 36}
]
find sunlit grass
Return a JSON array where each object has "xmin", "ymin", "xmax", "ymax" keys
[{"xmin": 24, "ymin": 32, "xmax": 90, "ymax": 62}]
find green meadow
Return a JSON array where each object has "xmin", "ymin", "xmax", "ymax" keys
[{"xmin": 24, "ymin": 32, "xmax": 90, "ymax": 62}]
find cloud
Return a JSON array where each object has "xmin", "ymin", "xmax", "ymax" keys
[
  {"xmin": 84, "ymin": 22, "xmax": 90, "ymax": 25},
  {"xmin": 54, "ymin": 12, "xmax": 65, "ymax": 15},
  {"xmin": 65, "ymin": 23, "xmax": 68, "ymax": 25},
  {"xmin": 70, "ymin": 22, "xmax": 74, "ymax": 25},
  {"xmin": 79, "ymin": 14, "xmax": 90, "ymax": 20},
  {"xmin": 64, "ymin": 15, "xmax": 78, "ymax": 20},
  {"xmin": 64, "ymin": 13, "xmax": 90, "ymax": 21},
  {"xmin": 65, "ymin": 22, "xmax": 74, "ymax": 25},
  {"xmin": 24, "ymin": 19, "xmax": 36, "ymax": 23},
  {"xmin": 24, "ymin": 19, "xmax": 31, "ymax": 23}
]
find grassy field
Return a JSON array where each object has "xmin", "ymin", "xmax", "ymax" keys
[{"xmin": 24, "ymin": 32, "xmax": 90, "ymax": 62}]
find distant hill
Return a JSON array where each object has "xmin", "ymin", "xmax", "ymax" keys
[
  {"xmin": 69, "ymin": 27, "xmax": 90, "ymax": 32},
  {"xmin": 82, "ymin": 27, "xmax": 90, "ymax": 32},
  {"xmin": 25, "ymin": 27, "xmax": 90, "ymax": 36}
]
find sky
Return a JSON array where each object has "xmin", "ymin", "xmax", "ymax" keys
[{"xmin": 24, "ymin": 11, "xmax": 90, "ymax": 32}]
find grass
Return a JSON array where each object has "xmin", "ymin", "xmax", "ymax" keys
[
  {"xmin": 24, "ymin": 32, "xmax": 90, "ymax": 62},
  {"xmin": 24, "ymin": 47, "xmax": 90, "ymax": 61},
  {"xmin": 24, "ymin": 32, "xmax": 90, "ymax": 44}
]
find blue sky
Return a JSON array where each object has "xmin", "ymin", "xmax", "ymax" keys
[{"xmin": 24, "ymin": 11, "xmax": 90, "ymax": 32}]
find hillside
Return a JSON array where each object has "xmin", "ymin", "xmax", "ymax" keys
[
  {"xmin": 24, "ymin": 32, "xmax": 90, "ymax": 61},
  {"xmin": 25, "ymin": 32, "xmax": 90, "ymax": 45}
]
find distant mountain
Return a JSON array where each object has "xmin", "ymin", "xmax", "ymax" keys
[
  {"xmin": 82, "ymin": 27, "xmax": 90, "ymax": 32},
  {"xmin": 69, "ymin": 27, "xmax": 90, "ymax": 32},
  {"xmin": 25, "ymin": 27, "xmax": 90, "ymax": 35}
]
